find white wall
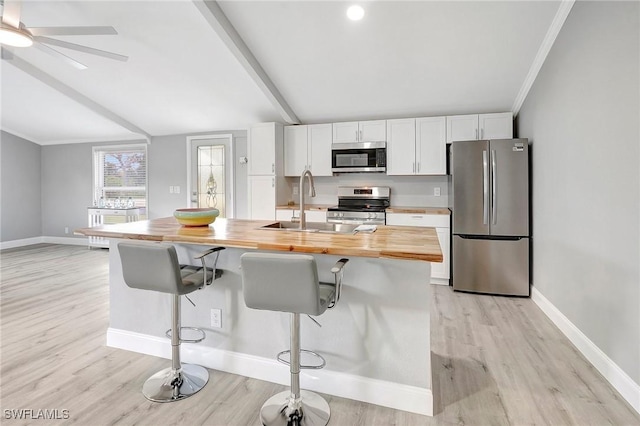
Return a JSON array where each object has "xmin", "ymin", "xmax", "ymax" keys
[
  {"xmin": 287, "ymin": 174, "xmax": 449, "ymax": 207},
  {"xmin": 517, "ymin": 0, "xmax": 639, "ymax": 387}
]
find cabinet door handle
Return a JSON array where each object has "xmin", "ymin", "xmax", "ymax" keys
[
  {"xmin": 272, "ymin": 163, "xmax": 275, "ymax": 173},
  {"xmin": 272, "ymin": 178, "xmax": 275, "ymax": 188},
  {"xmin": 417, "ymin": 162, "xmax": 420, "ymax": 173},
  {"xmin": 480, "ymin": 128, "xmax": 484, "ymax": 139},
  {"xmin": 475, "ymin": 128, "xmax": 478, "ymax": 140},
  {"xmin": 359, "ymin": 130, "xmax": 362, "ymax": 141},
  {"xmin": 413, "ymin": 162, "xmax": 415, "ymax": 173},
  {"xmin": 355, "ymin": 129, "xmax": 358, "ymax": 141}
]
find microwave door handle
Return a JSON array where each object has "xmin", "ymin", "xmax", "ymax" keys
[{"xmin": 483, "ymin": 150, "xmax": 489, "ymax": 225}]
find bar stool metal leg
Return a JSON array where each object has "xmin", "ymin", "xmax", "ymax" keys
[
  {"xmin": 142, "ymin": 294, "xmax": 209, "ymax": 402},
  {"xmin": 260, "ymin": 313, "xmax": 330, "ymax": 426}
]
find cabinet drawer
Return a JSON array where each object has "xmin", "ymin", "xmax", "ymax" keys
[{"xmin": 386, "ymin": 213, "xmax": 449, "ymax": 228}]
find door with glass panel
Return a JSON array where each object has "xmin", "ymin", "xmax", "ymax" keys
[{"xmin": 189, "ymin": 135, "xmax": 234, "ymax": 217}]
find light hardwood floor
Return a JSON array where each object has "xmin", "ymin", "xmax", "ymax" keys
[{"xmin": 1, "ymin": 244, "xmax": 638, "ymax": 425}]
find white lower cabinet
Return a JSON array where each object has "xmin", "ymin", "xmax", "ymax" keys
[
  {"xmin": 248, "ymin": 176, "xmax": 276, "ymax": 220},
  {"xmin": 386, "ymin": 213, "xmax": 450, "ymax": 285},
  {"xmin": 276, "ymin": 209, "xmax": 327, "ymax": 223}
]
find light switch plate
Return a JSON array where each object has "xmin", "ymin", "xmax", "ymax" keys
[{"xmin": 211, "ymin": 309, "xmax": 222, "ymax": 328}]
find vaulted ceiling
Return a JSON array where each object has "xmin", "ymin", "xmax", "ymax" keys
[{"xmin": 1, "ymin": 0, "xmax": 564, "ymax": 145}]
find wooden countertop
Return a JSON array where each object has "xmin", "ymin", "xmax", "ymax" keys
[
  {"xmin": 385, "ymin": 207, "xmax": 451, "ymax": 215},
  {"xmin": 276, "ymin": 204, "xmax": 333, "ymax": 211},
  {"xmin": 276, "ymin": 204, "xmax": 450, "ymax": 215},
  {"xmin": 75, "ymin": 217, "xmax": 442, "ymax": 262}
]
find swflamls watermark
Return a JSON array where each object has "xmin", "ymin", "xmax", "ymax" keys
[{"xmin": 4, "ymin": 409, "xmax": 70, "ymax": 420}]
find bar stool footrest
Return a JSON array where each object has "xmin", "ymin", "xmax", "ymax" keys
[
  {"xmin": 165, "ymin": 326, "xmax": 206, "ymax": 343},
  {"xmin": 277, "ymin": 349, "xmax": 326, "ymax": 370}
]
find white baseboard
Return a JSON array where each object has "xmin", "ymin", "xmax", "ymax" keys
[
  {"xmin": 42, "ymin": 236, "xmax": 89, "ymax": 246},
  {"xmin": 107, "ymin": 327, "xmax": 433, "ymax": 416},
  {"xmin": 0, "ymin": 237, "xmax": 44, "ymax": 250},
  {"xmin": 430, "ymin": 277, "xmax": 449, "ymax": 286},
  {"xmin": 531, "ymin": 287, "xmax": 640, "ymax": 415},
  {"xmin": 0, "ymin": 236, "xmax": 89, "ymax": 250}
]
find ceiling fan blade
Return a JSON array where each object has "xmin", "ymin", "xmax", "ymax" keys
[
  {"xmin": 28, "ymin": 26, "xmax": 118, "ymax": 37},
  {"xmin": 34, "ymin": 36, "xmax": 128, "ymax": 62},
  {"xmin": 1, "ymin": 0, "xmax": 22, "ymax": 28},
  {"xmin": 33, "ymin": 41, "xmax": 87, "ymax": 70},
  {"xmin": 1, "ymin": 47, "xmax": 14, "ymax": 60}
]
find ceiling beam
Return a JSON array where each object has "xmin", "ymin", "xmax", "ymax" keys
[
  {"xmin": 193, "ymin": 0, "xmax": 300, "ymax": 125},
  {"xmin": 5, "ymin": 54, "xmax": 152, "ymax": 142}
]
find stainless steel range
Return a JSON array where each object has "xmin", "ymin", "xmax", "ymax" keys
[{"xmin": 326, "ymin": 186, "xmax": 390, "ymax": 225}]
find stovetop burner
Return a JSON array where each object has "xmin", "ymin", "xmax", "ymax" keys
[
  {"xmin": 327, "ymin": 204, "xmax": 388, "ymax": 213},
  {"xmin": 326, "ymin": 186, "xmax": 390, "ymax": 224}
]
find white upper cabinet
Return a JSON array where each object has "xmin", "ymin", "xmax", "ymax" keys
[
  {"xmin": 284, "ymin": 125, "xmax": 308, "ymax": 176},
  {"xmin": 386, "ymin": 118, "xmax": 416, "ymax": 175},
  {"xmin": 446, "ymin": 115, "xmax": 479, "ymax": 143},
  {"xmin": 416, "ymin": 116, "xmax": 447, "ymax": 175},
  {"xmin": 387, "ymin": 117, "xmax": 446, "ymax": 175},
  {"xmin": 308, "ymin": 123, "xmax": 332, "ymax": 176},
  {"xmin": 284, "ymin": 124, "xmax": 332, "ymax": 177},
  {"xmin": 332, "ymin": 120, "xmax": 386, "ymax": 143},
  {"xmin": 479, "ymin": 113, "xmax": 514, "ymax": 140},
  {"xmin": 446, "ymin": 112, "xmax": 513, "ymax": 142},
  {"xmin": 248, "ymin": 122, "xmax": 283, "ymax": 175}
]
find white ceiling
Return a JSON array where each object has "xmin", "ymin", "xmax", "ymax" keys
[{"xmin": 0, "ymin": 0, "xmax": 562, "ymax": 145}]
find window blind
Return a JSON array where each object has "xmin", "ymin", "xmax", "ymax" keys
[{"xmin": 93, "ymin": 145, "xmax": 147, "ymax": 209}]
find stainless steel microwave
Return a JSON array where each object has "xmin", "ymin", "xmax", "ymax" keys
[{"xmin": 331, "ymin": 142, "xmax": 386, "ymax": 173}]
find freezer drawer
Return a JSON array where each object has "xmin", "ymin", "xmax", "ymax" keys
[{"xmin": 453, "ymin": 235, "xmax": 529, "ymax": 296}]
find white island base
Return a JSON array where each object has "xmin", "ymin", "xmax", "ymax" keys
[{"xmin": 106, "ymin": 240, "xmax": 433, "ymax": 416}]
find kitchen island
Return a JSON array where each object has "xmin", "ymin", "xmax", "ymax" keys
[{"xmin": 76, "ymin": 217, "xmax": 442, "ymax": 416}]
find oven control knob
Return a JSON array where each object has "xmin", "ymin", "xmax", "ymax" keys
[{"xmin": 339, "ymin": 212, "xmax": 344, "ymax": 218}]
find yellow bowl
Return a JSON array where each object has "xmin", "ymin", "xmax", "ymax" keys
[{"xmin": 173, "ymin": 208, "xmax": 219, "ymax": 226}]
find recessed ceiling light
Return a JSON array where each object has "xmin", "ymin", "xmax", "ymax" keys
[
  {"xmin": 0, "ymin": 25, "xmax": 33, "ymax": 47},
  {"xmin": 347, "ymin": 5, "xmax": 365, "ymax": 21}
]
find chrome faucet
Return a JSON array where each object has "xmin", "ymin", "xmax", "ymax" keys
[{"xmin": 299, "ymin": 168, "xmax": 316, "ymax": 230}]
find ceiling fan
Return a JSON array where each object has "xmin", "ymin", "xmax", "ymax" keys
[{"xmin": 0, "ymin": 0, "xmax": 127, "ymax": 69}]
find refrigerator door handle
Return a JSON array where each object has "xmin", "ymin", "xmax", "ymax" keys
[
  {"xmin": 483, "ymin": 150, "xmax": 489, "ymax": 225},
  {"xmin": 491, "ymin": 149, "xmax": 497, "ymax": 225}
]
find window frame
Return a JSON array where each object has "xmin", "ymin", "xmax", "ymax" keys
[{"xmin": 92, "ymin": 144, "xmax": 148, "ymax": 213}]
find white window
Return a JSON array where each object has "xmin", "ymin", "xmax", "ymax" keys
[{"xmin": 93, "ymin": 145, "xmax": 147, "ymax": 214}]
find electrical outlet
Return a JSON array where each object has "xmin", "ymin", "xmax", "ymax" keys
[
  {"xmin": 64, "ymin": 227, "xmax": 69, "ymax": 234},
  {"xmin": 210, "ymin": 308, "xmax": 222, "ymax": 328},
  {"xmin": 169, "ymin": 186, "xmax": 174, "ymax": 194},
  {"xmin": 434, "ymin": 187, "xmax": 441, "ymax": 196},
  {"xmin": 174, "ymin": 186, "xmax": 180, "ymax": 194},
  {"xmin": 293, "ymin": 185, "xmax": 299, "ymax": 196}
]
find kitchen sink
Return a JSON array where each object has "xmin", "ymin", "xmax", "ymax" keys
[{"xmin": 259, "ymin": 221, "xmax": 359, "ymax": 234}]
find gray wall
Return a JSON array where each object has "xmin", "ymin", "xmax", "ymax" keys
[
  {"xmin": 149, "ymin": 131, "xmax": 248, "ymax": 220},
  {"xmin": 0, "ymin": 131, "xmax": 42, "ymax": 242},
  {"xmin": 35, "ymin": 131, "xmax": 248, "ymax": 239},
  {"xmin": 41, "ymin": 142, "xmax": 98, "ymax": 238},
  {"xmin": 517, "ymin": 1, "xmax": 639, "ymax": 384}
]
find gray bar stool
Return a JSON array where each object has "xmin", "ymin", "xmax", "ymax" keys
[
  {"xmin": 118, "ymin": 242, "xmax": 224, "ymax": 403},
  {"xmin": 240, "ymin": 252, "xmax": 348, "ymax": 426}
]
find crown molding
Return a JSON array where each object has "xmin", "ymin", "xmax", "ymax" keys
[{"xmin": 512, "ymin": 0, "xmax": 576, "ymax": 116}]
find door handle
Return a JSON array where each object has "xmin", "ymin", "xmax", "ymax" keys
[
  {"xmin": 491, "ymin": 149, "xmax": 497, "ymax": 225},
  {"xmin": 482, "ymin": 150, "xmax": 489, "ymax": 225}
]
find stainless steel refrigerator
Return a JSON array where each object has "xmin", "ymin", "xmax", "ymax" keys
[{"xmin": 451, "ymin": 139, "xmax": 530, "ymax": 296}]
